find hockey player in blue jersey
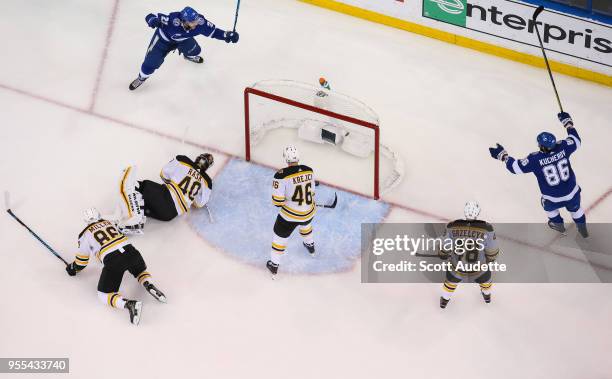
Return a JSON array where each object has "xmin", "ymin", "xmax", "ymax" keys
[
  {"xmin": 129, "ymin": 6, "xmax": 239, "ymax": 90},
  {"xmin": 489, "ymin": 112, "xmax": 588, "ymax": 237}
]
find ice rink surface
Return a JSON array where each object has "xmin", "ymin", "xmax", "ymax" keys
[{"xmin": 1, "ymin": 0, "xmax": 611, "ymax": 378}]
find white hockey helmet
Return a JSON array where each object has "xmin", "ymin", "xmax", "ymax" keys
[
  {"xmin": 84, "ymin": 207, "xmax": 101, "ymax": 224},
  {"xmin": 283, "ymin": 145, "xmax": 299, "ymax": 164},
  {"xmin": 464, "ymin": 201, "xmax": 481, "ymax": 220}
]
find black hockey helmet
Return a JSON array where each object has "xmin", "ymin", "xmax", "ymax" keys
[{"xmin": 194, "ymin": 153, "xmax": 214, "ymax": 173}]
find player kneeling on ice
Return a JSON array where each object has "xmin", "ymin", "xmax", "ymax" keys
[
  {"xmin": 267, "ymin": 146, "xmax": 316, "ymax": 277},
  {"xmin": 438, "ymin": 201, "xmax": 500, "ymax": 309},
  {"xmin": 65, "ymin": 208, "xmax": 166, "ymax": 325},
  {"xmin": 129, "ymin": 6, "xmax": 239, "ymax": 90},
  {"xmin": 117, "ymin": 154, "xmax": 214, "ymax": 234},
  {"xmin": 489, "ymin": 112, "xmax": 588, "ymax": 238}
]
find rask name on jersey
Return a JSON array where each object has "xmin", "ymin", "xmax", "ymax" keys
[{"xmin": 160, "ymin": 155, "xmax": 212, "ymax": 215}]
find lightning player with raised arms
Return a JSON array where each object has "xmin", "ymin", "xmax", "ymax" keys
[
  {"xmin": 129, "ymin": 6, "xmax": 239, "ymax": 90},
  {"xmin": 66, "ymin": 208, "xmax": 166, "ymax": 325},
  {"xmin": 117, "ymin": 154, "xmax": 213, "ymax": 234},
  {"xmin": 267, "ymin": 146, "xmax": 316, "ymax": 277},
  {"xmin": 489, "ymin": 112, "xmax": 588, "ymax": 237}
]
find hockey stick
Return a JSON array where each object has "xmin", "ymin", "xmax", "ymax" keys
[
  {"xmin": 532, "ymin": 6, "xmax": 564, "ymax": 112},
  {"xmin": 204, "ymin": 205, "xmax": 215, "ymax": 223},
  {"xmin": 4, "ymin": 191, "xmax": 69, "ymax": 266},
  {"xmin": 316, "ymin": 192, "xmax": 337, "ymax": 209},
  {"xmin": 232, "ymin": 0, "xmax": 241, "ymax": 32}
]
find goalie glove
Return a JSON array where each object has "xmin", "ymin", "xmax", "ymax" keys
[
  {"xmin": 489, "ymin": 143, "xmax": 508, "ymax": 162},
  {"xmin": 558, "ymin": 112, "xmax": 574, "ymax": 128}
]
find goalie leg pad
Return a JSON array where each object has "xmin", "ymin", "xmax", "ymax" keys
[{"xmin": 119, "ymin": 166, "xmax": 146, "ymax": 234}]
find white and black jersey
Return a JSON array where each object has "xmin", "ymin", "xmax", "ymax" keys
[
  {"xmin": 160, "ymin": 155, "xmax": 212, "ymax": 215},
  {"xmin": 138, "ymin": 155, "xmax": 213, "ymax": 221},
  {"xmin": 272, "ymin": 164, "xmax": 316, "ymax": 223},
  {"xmin": 75, "ymin": 219, "xmax": 130, "ymax": 266}
]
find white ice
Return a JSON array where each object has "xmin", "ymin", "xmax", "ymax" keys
[{"xmin": 1, "ymin": 0, "xmax": 611, "ymax": 378}]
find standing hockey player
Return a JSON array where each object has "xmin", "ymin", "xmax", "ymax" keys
[
  {"xmin": 489, "ymin": 112, "xmax": 588, "ymax": 237},
  {"xmin": 129, "ymin": 6, "xmax": 239, "ymax": 90},
  {"xmin": 439, "ymin": 201, "xmax": 500, "ymax": 309},
  {"xmin": 117, "ymin": 154, "xmax": 214, "ymax": 234},
  {"xmin": 66, "ymin": 208, "xmax": 166, "ymax": 325},
  {"xmin": 267, "ymin": 146, "xmax": 316, "ymax": 277}
]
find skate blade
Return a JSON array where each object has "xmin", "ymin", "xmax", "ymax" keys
[{"xmin": 131, "ymin": 302, "xmax": 143, "ymax": 326}]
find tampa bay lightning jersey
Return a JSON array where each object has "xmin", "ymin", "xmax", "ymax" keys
[
  {"xmin": 505, "ymin": 128, "xmax": 581, "ymax": 202},
  {"xmin": 146, "ymin": 12, "xmax": 226, "ymax": 43}
]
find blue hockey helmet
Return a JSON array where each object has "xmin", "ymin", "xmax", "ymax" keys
[
  {"xmin": 180, "ymin": 6, "xmax": 199, "ymax": 23},
  {"xmin": 537, "ymin": 132, "xmax": 557, "ymax": 150}
]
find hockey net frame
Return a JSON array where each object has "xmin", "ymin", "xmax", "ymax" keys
[{"xmin": 244, "ymin": 82, "xmax": 386, "ymax": 199}]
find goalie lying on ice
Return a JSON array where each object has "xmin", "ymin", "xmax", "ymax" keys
[{"xmin": 117, "ymin": 154, "xmax": 214, "ymax": 234}]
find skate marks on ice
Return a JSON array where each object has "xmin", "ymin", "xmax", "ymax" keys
[{"xmin": 188, "ymin": 158, "xmax": 389, "ymax": 274}]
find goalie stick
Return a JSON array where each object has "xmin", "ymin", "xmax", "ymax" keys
[
  {"xmin": 316, "ymin": 192, "xmax": 337, "ymax": 209},
  {"xmin": 4, "ymin": 191, "xmax": 69, "ymax": 266},
  {"xmin": 204, "ymin": 205, "xmax": 215, "ymax": 223}
]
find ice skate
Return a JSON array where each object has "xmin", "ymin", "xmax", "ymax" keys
[
  {"xmin": 125, "ymin": 300, "xmax": 143, "ymax": 325},
  {"xmin": 303, "ymin": 242, "xmax": 315, "ymax": 256},
  {"xmin": 184, "ymin": 55, "xmax": 204, "ymax": 64},
  {"xmin": 129, "ymin": 76, "xmax": 147, "ymax": 91},
  {"xmin": 143, "ymin": 281, "xmax": 167, "ymax": 303},
  {"xmin": 266, "ymin": 260, "xmax": 278, "ymax": 279},
  {"xmin": 547, "ymin": 221, "xmax": 567, "ymax": 235}
]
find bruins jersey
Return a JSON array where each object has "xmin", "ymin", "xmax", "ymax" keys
[
  {"xmin": 75, "ymin": 219, "xmax": 130, "ymax": 267},
  {"xmin": 160, "ymin": 155, "xmax": 212, "ymax": 216},
  {"xmin": 440, "ymin": 219, "xmax": 499, "ymax": 273},
  {"xmin": 272, "ymin": 164, "xmax": 316, "ymax": 222}
]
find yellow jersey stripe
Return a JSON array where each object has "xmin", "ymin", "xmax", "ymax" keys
[
  {"xmin": 280, "ymin": 208, "xmax": 315, "ymax": 221},
  {"xmin": 166, "ymin": 182, "xmax": 188, "ymax": 213},
  {"xmin": 171, "ymin": 181, "xmax": 189, "ymax": 212},
  {"xmin": 283, "ymin": 171, "xmax": 313, "ymax": 180},
  {"xmin": 281, "ymin": 204, "xmax": 315, "ymax": 216},
  {"xmin": 160, "ymin": 170, "xmax": 170, "ymax": 183},
  {"xmin": 97, "ymin": 237, "xmax": 128, "ymax": 260}
]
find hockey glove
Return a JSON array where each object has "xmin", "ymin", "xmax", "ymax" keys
[
  {"xmin": 223, "ymin": 31, "xmax": 239, "ymax": 43},
  {"xmin": 146, "ymin": 14, "xmax": 160, "ymax": 29},
  {"xmin": 489, "ymin": 143, "xmax": 508, "ymax": 161},
  {"xmin": 66, "ymin": 262, "xmax": 78, "ymax": 276},
  {"xmin": 558, "ymin": 112, "xmax": 573, "ymax": 128}
]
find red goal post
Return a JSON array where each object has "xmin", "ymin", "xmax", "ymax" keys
[{"xmin": 244, "ymin": 83, "xmax": 382, "ymax": 200}]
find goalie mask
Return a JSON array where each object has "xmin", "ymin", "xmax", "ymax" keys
[
  {"xmin": 283, "ymin": 145, "xmax": 299, "ymax": 164},
  {"xmin": 195, "ymin": 153, "xmax": 214, "ymax": 173},
  {"xmin": 83, "ymin": 207, "xmax": 101, "ymax": 224},
  {"xmin": 464, "ymin": 201, "xmax": 481, "ymax": 221}
]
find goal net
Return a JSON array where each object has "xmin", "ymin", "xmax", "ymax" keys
[{"xmin": 244, "ymin": 79, "xmax": 403, "ymax": 199}]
